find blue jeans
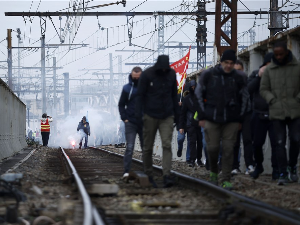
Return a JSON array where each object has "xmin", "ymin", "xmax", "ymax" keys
[
  {"xmin": 177, "ymin": 131, "xmax": 190, "ymax": 161},
  {"xmin": 79, "ymin": 132, "xmax": 88, "ymax": 148},
  {"xmin": 201, "ymin": 127, "xmax": 209, "ymax": 168},
  {"xmin": 124, "ymin": 122, "xmax": 143, "ymax": 173}
]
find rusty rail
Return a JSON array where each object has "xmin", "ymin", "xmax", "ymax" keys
[{"xmin": 91, "ymin": 146, "xmax": 300, "ymax": 225}]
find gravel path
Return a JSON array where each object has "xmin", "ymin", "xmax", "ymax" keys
[{"xmin": 101, "ymin": 145, "xmax": 300, "ymax": 213}]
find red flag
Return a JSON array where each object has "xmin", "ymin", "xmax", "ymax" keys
[{"xmin": 170, "ymin": 46, "xmax": 191, "ymax": 94}]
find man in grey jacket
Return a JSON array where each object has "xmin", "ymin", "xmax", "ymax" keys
[{"xmin": 260, "ymin": 42, "xmax": 300, "ymax": 185}]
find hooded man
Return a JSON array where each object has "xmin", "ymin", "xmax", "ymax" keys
[
  {"xmin": 179, "ymin": 80, "xmax": 204, "ymax": 167},
  {"xmin": 118, "ymin": 67, "xmax": 143, "ymax": 179},
  {"xmin": 247, "ymin": 52, "xmax": 279, "ymax": 180},
  {"xmin": 260, "ymin": 42, "xmax": 300, "ymax": 185},
  {"xmin": 77, "ymin": 116, "xmax": 90, "ymax": 149},
  {"xmin": 195, "ymin": 49, "xmax": 249, "ymax": 190},
  {"xmin": 41, "ymin": 113, "xmax": 53, "ymax": 146},
  {"xmin": 135, "ymin": 55, "xmax": 179, "ymax": 188}
]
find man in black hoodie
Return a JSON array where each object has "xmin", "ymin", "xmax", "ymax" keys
[
  {"xmin": 135, "ymin": 55, "xmax": 179, "ymax": 188},
  {"xmin": 179, "ymin": 80, "xmax": 203, "ymax": 167},
  {"xmin": 118, "ymin": 67, "xmax": 143, "ymax": 179},
  {"xmin": 195, "ymin": 49, "xmax": 249, "ymax": 190},
  {"xmin": 247, "ymin": 53, "xmax": 279, "ymax": 180},
  {"xmin": 77, "ymin": 116, "xmax": 90, "ymax": 149}
]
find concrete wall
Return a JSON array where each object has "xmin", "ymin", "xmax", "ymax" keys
[{"xmin": 0, "ymin": 78, "xmax": 27, "ymax": 161}]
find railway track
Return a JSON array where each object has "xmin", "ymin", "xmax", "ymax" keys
[{"xmin": 59, "ymin": 146, "xmax": 300, "ymax": 225}]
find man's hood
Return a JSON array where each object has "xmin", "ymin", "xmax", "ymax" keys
[
  {"xmin": 154, "ymin": 55, "xmax": 171, "ymax": 71},
  {"xmin": 128, "ymin": 74, "xmax": 139, "ymax": 86},
  {"xmin": 128, "ymin": 74, "xmax": 133, "ymax": 83}
]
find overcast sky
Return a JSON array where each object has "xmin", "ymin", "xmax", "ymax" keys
[{"xmin": 0, "ymin": 0, "xmax": 299, "ymax": 90}]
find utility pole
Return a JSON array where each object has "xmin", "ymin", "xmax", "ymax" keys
[
  {"xmin": 118, "ymin": 55, "xmax": 123, "ymax": 88},
  {"xmin": 157, "ymin": 12, "xmax": 165, "ymax": 56},
  {"xmin": 214, "ymin": 0, "xmax": 237, "ymax": 62},
  {"xmin": 40, "ymin": 17, "xmax": 47, "ymax": 113},
  {"xmin": 269, "ymin": 0, "xmax": 288, "ymax": 36},
  {"xmin": 63, "ymin": 72, "xmax": 69, "ymax": 117},
  {"xmin": 53, "ymin": 57, "xmax": 57, "ymax": 115},
  {"xmin": 109, "ymin": 53, "xmax": 113, "ymax": 114},
  {"xmin": 16, "ymin": 28, "xmax": 22, "ymax": 96},
  {"xmin": 7, "ymin": 29, "xmax": 12, "ymax": 89},
  {"xmin": 196, "ymin": 0, "xmax": 207, "ymax": 69}
]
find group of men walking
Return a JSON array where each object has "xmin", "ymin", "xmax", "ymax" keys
[{"xmin": 119, "ymin": 41, "xmax": 300, "ymax": 189}]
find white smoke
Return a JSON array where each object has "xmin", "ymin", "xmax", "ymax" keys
[{"xmin": 48, "ymin": 106, "xmax": 121, "ymax": 148}]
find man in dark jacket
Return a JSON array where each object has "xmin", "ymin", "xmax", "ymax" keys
[
  {"xmin": 179, "ymin": 80, "xmax": 203, "ymax": 167},
  {"xmin": 195, "ymin": 49, "xmax": 249, "ymax": 189},
  {"xmin": 77, "ymin": 116, "xmax": 90, "ymax": 149},
  {"xmin": 135, "ymin": 55, "xmax": 179, "ymax": 188},
  {"xmin": 118, "ymin": 67, "xmax": 143, "ymax": 179},
  {"xmin": 260, "ymin": 42, "xmax": 300, "ymax": 185},
  {"xmin": 248, "ymin": 53, "xmax": 279, "ymax": 180},
  {"xmin": 232, "ymin": 60, "xmax": 255, "ymax": 175},
  {"xmin": 177, "ymin": 84, "xmax": 191, "ymax": 163}
]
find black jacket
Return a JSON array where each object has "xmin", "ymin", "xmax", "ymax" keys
[
  {"xmin": 135, "ymin": 56, "xmax": 179, "ymax": 121},
  {"xmin": 77, "ymin": 120, "xmax": 90, "ymax": 135},
  {"xmin": 179, "ymin": 88, "xmax": 199, "ymax": 129},
  {"xmin": 118, "ymin": 74, "xmax": 140, "ymax": 124},
  {"xmin": 195, "ymin": 65, "xmax": 249, "ymax": 123},
  {"xmin": 247, "ymin": 70, "xmax": 269, "ymax": 114}
]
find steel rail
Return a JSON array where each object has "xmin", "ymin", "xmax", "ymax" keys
[
  {"xmin": 90, "ymin": 146, "xmax": 300, "ymax": 225},
  {"xmin": 60, "ymin": 147, "xmax": 105, "ymax": 225}
]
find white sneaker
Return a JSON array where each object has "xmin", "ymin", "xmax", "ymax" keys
[
  {"xmin": 245, "ymin": 165, "xmax": 254, "ymax": 175},
  {"xmin": 248, "ymin": 165, "xmax": 255, "ymax": 173},
  {"xmin": 231, "ymin": 169, "xmax": 238, "ymax": 175},
  {"xmin": 122, "ymin": 173, "xmax": 129, "ymax": 179}
]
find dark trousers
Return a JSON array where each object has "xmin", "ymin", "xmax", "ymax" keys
[
  {"xmin": 233, "ymin": 112, "xmax": 255, "ymax": 168},
  {"xmin": 41, "ymin": 132, "xmax": 50, "ymax": 146},
  {"xmin": 205, "ymin": 121, "xmax": 239, "ymax": 183},
  {"xmin": 143, "ymin": 114, "xmax": 174, "ymax": 176},
  {"xmin": 187, "ymin": 126, "xmax": 203, "ymax": 163},
  {"xmin": 251, "ymin": 112, "xmax": 278, "ymax": 170},
  {"xmin": 272, "ymin": 118, "xmax": 300, "ymax": 175},
  {"xmin": 124, "ymin": 122, "xmax": 143, "ymax": 173}
]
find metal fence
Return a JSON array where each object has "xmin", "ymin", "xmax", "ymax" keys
[{"xmin": 0, "ymin": 78, "xmax": 27, "ymax": 161}]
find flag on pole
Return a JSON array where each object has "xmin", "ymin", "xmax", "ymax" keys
[{"xmin": 171, "ymin": 46, "xmax": 191, "ymax": 94}]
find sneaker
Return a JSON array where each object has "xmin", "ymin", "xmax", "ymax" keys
[
  {"xmin": 122, "ymin": 173, "xmax": 129, "ymax": 179},
  {"xmin": 163, "ymin": 175, "xmax": 174, "ymax": 188},
  {"xmin": 287, "ymin": 166, "xmax": 298, "ymax": 182},
  {"xmin": 277, "ymin": 174, "xmax": 292, "ymax": 185},
  {"xmin": 231, "ymin": 169, "xmax": 239, "ymax": 175},
  {"xmin": 251, "ymin": 165, "xmax": 264, "ymax": 179},
  {"xmin": 245, "ymin": 165, "xmax": 255, "ymax": 175},
  {"xmin": 188, "ymin": 161, "xmax": 195, "ymax": 168},
  {"xmin": 177, "ymin": 149, "xmax": 182, "ymax": 157},
  {"xmin": 148, "ymin": 176, "xmax": 158, "ymax": 188},
  {"xmin": 209, "ymin": 172, "xmax": 218, "ymax": 185},
  {"xmin": 197, "ymin": 160, "xmax": 205, "ymax": 167},
  {"xmin": 221, "ymin": 181, "xmax": 233, "ymax": 190}
]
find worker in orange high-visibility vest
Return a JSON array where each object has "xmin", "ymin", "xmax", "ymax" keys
[{"xmin": 41, "ymin": 113, "xmax": 53, "ymax": 146}]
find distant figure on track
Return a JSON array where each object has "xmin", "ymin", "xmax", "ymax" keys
[
  {"xmin": 77, "ymin": 116, "xmax": 90, "ymax": 149},
  {"xmin": 41, "ymin": 113, "xmax": 53, "ymax": 146}
]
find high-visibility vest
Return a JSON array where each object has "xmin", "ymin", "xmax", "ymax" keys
[{"xmin": 41, "ymin": 118, "xmax": 50, "ymax": 132}]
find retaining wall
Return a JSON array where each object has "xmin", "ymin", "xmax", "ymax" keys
[{"xmin": 0, "ymin": 78, "xmax": 27, "ymax": 161}]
